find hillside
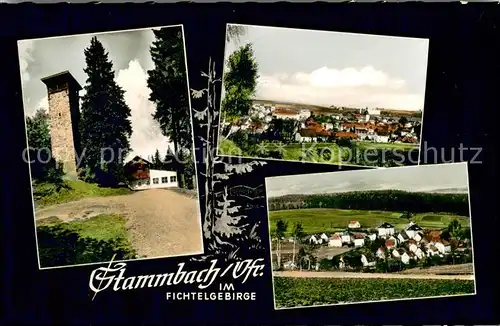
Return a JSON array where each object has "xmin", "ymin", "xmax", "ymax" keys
[
  {"xmin": 268, "ymin": 208, "xmax": 470, "ymax": 235},
  {"xmin": 268, "ymin": 190, "xmax": 470, "ymax": 217}
]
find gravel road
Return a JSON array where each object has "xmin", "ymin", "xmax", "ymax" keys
[
  {"xmin": 274, "ymin": 271, "xmax": 474, "ymax": 280},
  {"xmin": 36, "ymin": 189, "xmax": 204, "ymax": 258}
]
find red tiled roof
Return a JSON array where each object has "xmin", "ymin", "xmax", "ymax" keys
[
  {"xmin": 335, "ymin": 131, "xmax": 358, "ymax": 139},
  {"xmin": 385, "ymin": 239, "xmax": 396, "ymax": 247}
]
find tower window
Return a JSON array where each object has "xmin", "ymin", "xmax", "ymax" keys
[{"xmin": 58, "ymin": 113, "xmax": 62, "ymax": 117}]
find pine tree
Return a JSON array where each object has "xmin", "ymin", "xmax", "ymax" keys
[
  {"xmin": 163, "ymin": 148, "xmax": 176, "ymax": 171},
  {"xmin": 79, "ymin": 37, "xmax": 132, "ymax": 186},
  {"xmin": 153, "ymin": 149, "xmax": 162, "ymax": 169},
  {"xmin": 147, "ymin": 26, "xmax": 192, "ymax": 188}
]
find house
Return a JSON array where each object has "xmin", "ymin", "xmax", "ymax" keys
[
  {"xmin": 442, "ymin": 240, "xmax": 452, "ymax": 253},
  {"xmin": 373, "ymin": 133, "xmax": 389, "ymax": 143},
  {"xmin": 407, "ymin": 240, "xmax": 418, "ymax": 253},
  {"xmin": 341, "ymin": 232, "xmax": 352, "ymax": 244},
  {"xmin": 308, "ymin": 235, "xmax": 319, "ymax": 244},
  {"xmin": 353, "ymin": 233, "xmax": 365, "ymax": 247},
  {"xmin": 400, "ymin": 251, "xmax": 411, "ymax": 264},
  {"xmin": 424, "ymin": 230, "xmax": 442, "ymax": 243},
  {"xmin": 348, "ymin": 220, "xmax": 361, "ymax": 229},
  {"xmin": 376, "ymin": 247, "xmax": 386, "ymax": 259},
  {"xmin": 283, "ymin": 261, "xmax": 297, "ymax": 270},
  {"xmin": 434, "ymin": 241, "xmax": 446, "ymax": 254},
  {"xmin": 328, "ymin": 234, "xmax": 343, "ymax": 247},
  {"xmin": 385, "ymin": 239, "xmax": 397, "ymax": 249},
  {"xmin": 427, "ymin": 245, "xmax": 439, "ymax": 256},
  {"xmin": 124, "ymin": 156, "xmax": 178, "ymax": 191},
  {"xmin": 414, "ymin": 247, "xmax": 425, "ymax": 259},
  {"xmin": 397, "ymin": 230, "xmax": 410, "ymax": 243},
  {"xmin": 361, "ymin": 254, "xmax": 376, "ymax": 267},
  {"xmin": 334, "ymin": 131, "xmax": 358, "ymax": 140},
  {"xmin": 322, "ymin": 122, "xmax": 334, "ymax": 130},
  {"xmin": 413, "ymin": 232, "xmax": 423, "ymax": 243},
  {"xmin": 377, "ymin": 222, "xmax": 395, "ymax": 237},
  {"xmin": 368, "ymin": 233, "xmax": 377, "ymax": 241},
  {"xmin": 405, "ymin": 223, "xmax": 424, "ymax": 239},
  {"xmin": 320, "ymin": 233, "xmax": 330, "ymax": 242},
  {"xmin": 387, "ymin": 235, "xmax": 398, "ymax": 244},
  {"xmin": 392, "ymin": 249, "xmax": 401, "ymax": 258}
]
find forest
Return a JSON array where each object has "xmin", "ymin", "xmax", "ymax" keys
[{"xmin": 267, "ymin": 190, "xmax": 470, "ymax": 216}]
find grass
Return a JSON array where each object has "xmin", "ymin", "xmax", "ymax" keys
[
  {"xmin": 274, "ymin": 277, "xmax": 475, "ymax": 308},
  {"xmin": 268, "ymin": 208, "xmax": 470, "ymax": 236},
  {"xmin": 219, "ymin": 139, "xmax": 418, "ymax": 166},
  {"xmin": 37, "ymin": 213, "xmax": 130, "ymax": 242},
  {"xmin": 34, "ymin": 180, "xmax": 132, "ymax": 208}
]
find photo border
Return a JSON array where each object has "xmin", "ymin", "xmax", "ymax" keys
[
  {"xmin": 264, "ymin": 161, "xmax": 476, "ymax": 310},
  {"xmin": 18, "ymin": 23, "xmax": 206, "ymax": 271},
  {"xmin": 216, "ymin": 23, "xmax": 429, "ymax": 170}
]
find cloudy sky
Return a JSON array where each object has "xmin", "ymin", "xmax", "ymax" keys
[
  {"xmin": 18, "ymin": 25, "xmax": 186, "ymax": 162},
  {"xmin": 266, "ymin": 162, "xmax": 469, "ymax": 198},
  {"xmin": 224, "ymin": 24, "xmax": 429, "ymax": 111}
]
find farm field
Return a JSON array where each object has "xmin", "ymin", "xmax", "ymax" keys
[
  {"xmin": 399, "ymin": 263, "xmax": 474, "ymax": 275},
  {"xmin": 273, "ymin": 277, "xmax": 475, "ymax": 308},
  {"xmin": 219, "ymin": 140, "xmax": 418, "ymax": 166},
  {"xmin": 268, "ymin": 208, "xmax": 470, "ymax": 236}
]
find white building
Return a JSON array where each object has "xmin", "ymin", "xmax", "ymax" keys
[
  {"xmin": 361, "ymin": 254, "xmax": 376, "ymax": 267},
  {"xmin": 401, "ymin": 252, "xmax": 411, "ymax": 264},
  {"xmin": 341, "ymin": 233, "xmax": 352, "ymax": 244},
  {"xmin": 328, "ymin": 234, "xmax": 342, "ymax": 247},
  {"xmin": 354, "ymin": 237, "xmax": 365, "ymax": 247},
  {"xmin": 348, "ymin": 221, "xmax": 361, "ymax": 229},
  {"xmin": 129, "ymin": 169, "xmax": 178, "ymax": 191},
  {"xmin": 124, "ymin": 156, "xmax": 178, "ymax": 191},
  {"xmin": 405, "ymin": 223, "xmax": 424, "ymax": 239},
  {"xmin": 374, "ymin": 134, "xmax": 389, "ymax": 143},
  {"xmin": 377, "ymin": 222, "xmax": 395, "ymax": 237}
]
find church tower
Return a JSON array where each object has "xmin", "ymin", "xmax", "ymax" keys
[{"xmin": 41, "ymin": 71, "xmax": 82, "ymax": 178}]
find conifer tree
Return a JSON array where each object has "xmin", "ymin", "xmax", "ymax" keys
[
  {"xmin": 147, "ymin": 26, "xmax": 192, "ymax": 188},
  {"xmin": 79, "ymin": 37, "xmax": 132, "ymax": 186}
]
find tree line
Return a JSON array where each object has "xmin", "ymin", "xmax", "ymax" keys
[
  {"xmin": 26, "ymin": 26, "xmax": 193, "ymax": 189},
  {"xmin": 267, "ymin": 190, "xmax": 470, "ymax": 216}
]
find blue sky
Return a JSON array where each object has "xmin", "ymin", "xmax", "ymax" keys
[{"xmin": 224, "ymin": 24, "xmax": 429, "ymax": 110}]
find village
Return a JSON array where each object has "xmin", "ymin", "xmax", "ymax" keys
[
  {"xmin": 275, "ymin": 219, "xmax": 472, "ymax": 272},
  {"xmin": 226, "ymin": 100, "xmax": 422, "ymax": 144}
]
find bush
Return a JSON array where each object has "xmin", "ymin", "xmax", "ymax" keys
[
  {"xmin": 318, "ymin": 258, "xmax": 335, "ymax": 270},
  {"xmin": 37, "ymin": 225, "xmax": 136, "ymax": 268},
  {"xmin": 218, "ymin": 139, "xmax": 243, "ymax": 156},
  {"xmin": 337, "ymin": 138, "xmax": 353, "ymax": 148}
]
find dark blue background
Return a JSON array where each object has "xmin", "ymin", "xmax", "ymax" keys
[{"xmin": 1, "ymin": 3, "xmax": 499, "ymax": 324}]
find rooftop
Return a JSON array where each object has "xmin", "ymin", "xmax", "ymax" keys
[{"xmin": 41, "ymin": 70, "xmax": 82, "ymax": 91}]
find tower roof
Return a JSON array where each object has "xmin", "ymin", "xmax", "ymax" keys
[{"xmin": 41, "ymin": 71, "xmax": 82, "ymax": 91}]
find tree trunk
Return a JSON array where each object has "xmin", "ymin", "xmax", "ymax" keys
[{"xmin": 276, "ymin": 239, "xmax": 281, "ymax": 269}]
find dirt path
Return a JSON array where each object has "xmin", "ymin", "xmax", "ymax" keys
[
  {"xmin": 274, "ymin": 271, "xmax": 474, "ymax": 280},
  {"xmin": 36, "ymin": 189, "xmax": 203, "ymax": 258}
]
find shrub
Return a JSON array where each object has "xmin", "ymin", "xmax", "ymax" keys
[{"xmin": 37, "ymin": 224, "xmax": 136, "ymax": 268}]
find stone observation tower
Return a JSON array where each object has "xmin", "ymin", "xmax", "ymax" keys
[{"xmin": 41, "ymin": 71, "xmax": 82, "ymax": 178}]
